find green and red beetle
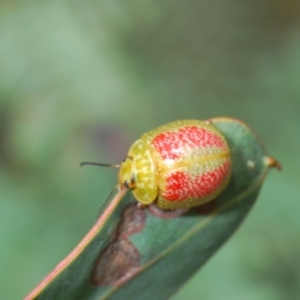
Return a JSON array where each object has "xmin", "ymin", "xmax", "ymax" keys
[{"xmin": 82, "ymin": 120, "xmax": 232, "ymax": 210}]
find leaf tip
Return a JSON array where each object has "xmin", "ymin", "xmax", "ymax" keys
[{"xmin": 264, "ymin": 156, "xmax": 282, "ymax": 171}]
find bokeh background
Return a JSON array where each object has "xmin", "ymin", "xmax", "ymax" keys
[{"xmin": 0, "ymin": 1, "xmax": 299, "ymax": 299}]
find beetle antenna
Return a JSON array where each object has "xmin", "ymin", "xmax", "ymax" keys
[{"xmin": 80, "ymin": 162, "xmax": 120, "ymax": 168}]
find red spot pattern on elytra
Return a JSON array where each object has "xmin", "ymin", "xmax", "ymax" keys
[
  {"xmin": 163, "ymin": 160, "xmax": 230, "ymax": 201},
  {"xmin": 152, "ymin": 126, "xmax": 227, "ymax": 160}
]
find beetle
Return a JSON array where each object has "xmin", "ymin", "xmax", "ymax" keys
[{"xmin": 81, "ymin": 120, "xmax": 232, "ymax": 210}]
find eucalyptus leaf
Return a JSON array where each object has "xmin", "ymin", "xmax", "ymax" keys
[{"xmin": 24, "ymin": 118, "xmax": 280, "ymax": 300}]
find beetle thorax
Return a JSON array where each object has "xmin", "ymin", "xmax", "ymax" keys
[{"xmin": 118, "ymin": 139, "xmax": 157, "ymax": 205}]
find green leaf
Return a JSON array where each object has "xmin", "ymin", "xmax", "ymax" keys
[{"xmin": 24, "ymin": 118, "xmax": 280, "ymax": 300}]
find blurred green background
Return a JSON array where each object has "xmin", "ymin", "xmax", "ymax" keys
[{"xmin": 0, "ymin": 1, "xmax": 299, "ymax": 299}]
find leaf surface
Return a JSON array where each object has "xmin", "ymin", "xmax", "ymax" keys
[{"xmin": 24, "ymin": 118, "xmax": 280, "ymax": 300}]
